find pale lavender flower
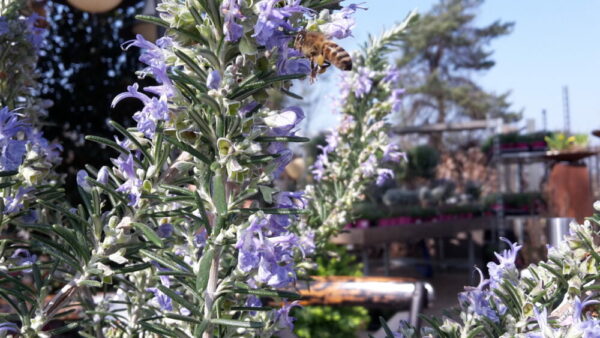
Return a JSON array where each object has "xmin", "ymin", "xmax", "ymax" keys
[
  {"xmin": 112, "ymin": 83, "xmax": 169, "ymax": 138},
  {"xmin": 383, "ymin": 67, "xmax": 401, "ymax": 85},
  {"xmin": 194, "ymin": 228, "xmax": 207, "ymax": 247},
  {"xmin": 0, "ymin": 107, "xmax": 28, "ymax": 171},
  {"xmin": 273, "ymin": 148, "xmax": 293, "ymax": 178},
  {"xmin": 0, "ymin": 322, "xmax": 18, "ymax": 334},
  {"xmin": 486, "ymin": 237, "xmax": 522, "ymax": 288},
  {"xmin": 265, "ymin": 106, "xmax": 305, "ymax": 136},
  {"xmin": 311, "ymin": 153, "xmax": 327, "ymax": 181},
  {"xmin": 239, "ymin": 101, "xmax": 260, "ymax": 117},
  {"xmin": 114, "ymin": 154, "xmax": 142, "ymax": 206},
  {"xmin": 318, "ymin": 3, "xmax": 366, "ymax": 39},
  {"xmin": 277, "ymin": 47, "xmax": 310, "ymax": 75},
  {"xmin": 354, "ymin": 67, "xmax": 373, "ymax": 98},
  {"xmin": 122, "ymin": 35, "xmax": 175, "ymax": 98},
  {"xmin": 77, "ymin": 170, "xmax": 91, "ymax": 191},
  {"xmin": 97, "ymin": 166, "xmax": 110, "ymax": 184},
  {"xmin": 207, "ymin": 70, "xmax": 221, "ymax": 90},
  {"xmin": 274, "ymin": 301, "xmax": 301, "ymax": 329},
  {"xmin": 458, "ymin": 268, "xmax": 499, "ymax": 322},
  {"xmin": 4, "ymin": 187, "xmax": 33, "ymax": 214},
  {"xmin": 24, "ymin": 13, "xmax": 45, "ymax": 50},
  {"xmin": 157, "ymin": 223, "xmax": 174, "ymax": 238},
  {"xmin": 146, "ymin": 287, "xmax": 173, "ymax": 311},
  {"xmin": 11, "ymin": 248, "xmax": 37, "ymax": 273},
  {"xmin": 579, "ymin": 318, "xmax": 600, "ymax": 338},
  {"xmin": 376, "ymin": 168, "xmax": 394, "ymax": 186},
  {"xmin": 389, "ymin": 88, "xmax": 405, "ymax": 113},
  {"xmin": 383, "ymin": 143, "xmax": 405, "ymax": 163},
  {"xmin": 0, "ymin": 18, "xmax": 8, "ymax": 36},
  {"xmin": 360, "ymin": 154, "xmax": 377, "ymax": 177},
  {"xmin": 222, "ymin": 0, "xmax": 245, "ymax": 42},
  {"xmin": 574, "ymin": 296, "xmax": 600, "ymax": 323},
  {"xmin": 253, "ymin": 0, "xmax": 310, "ymax": 49}
]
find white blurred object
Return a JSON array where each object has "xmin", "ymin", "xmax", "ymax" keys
[{"xmin": 547, "ymin": 217, "xmax": 574, "ymax": 248}]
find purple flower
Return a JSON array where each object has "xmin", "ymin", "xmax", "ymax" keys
[
  {"xmin": 389, "ymin": 88, "xmax": 405, "ymax": 113},
  {"xmin": 0, "ymin": 107, "xmax": 28, "ymax": 171},
  {"xmin": 579, "ymin": 318, "xmax": 600, "ymax": 338},
  {"xmin": 24, "ymin": 13, "xmax": 45, "ymax": 50},
  {"xmin": 274, "ymin": 301, "xmax": 301, "ymax": 329},
  {"xmin": 277, "ymin": 47, "xmax": 310, "ymax": 75},
  {"xmin": 574, "ymin": 296, "xmax": 600, "ymax": 323},
  {"xmin": 0, "ymin": 18, "xmax": 8, "ymax": 36},
  {"xmin": 114, "ymin": 154, "xmax": 142, "ymax": 206},
  {"xmin": 236, "ymin": 216, "xmax": 302, "ymax": 288},
  {"xmin": 239, "ymin": 101, "xmax": 260, "ymax": 118},
  {"xmin": 11, "ymin": 248, "xmax": 37, "ymax": 273},
  {"xmin": 207, "ymin": 70, "xmax": 221, "ymax": 90},
  {"xmin": 0, "ymin": 322, "xmax": 18, "ymax": 334},
  {"xmin": 122, "ymin": 35, "xmax": 175, "ymax": 98},
  {"xmin": 4, "ymin": 187, "xmax": 32, "ymax": 214},
  {"xmin": 354, "ymin": 67, "xmax": 374, "ymax": 98},
  {"xmin": 97, "ymin": 166, "xmax": 110, "ymax": 184},
  {"xmin": 360, "ymin": 154, "xmax": 377, "ymax": 177},
  {"xmin": 311, "ymin": 153, "xmax": 327, "ymax": 181},
  {"xmin": 77, "ymin": 170, "xmax": 91, "ymax": 191},
  {"xmin": 486, "ymin": 237, "xmax": 522, "ymax": 288},
  {"xmin": 376, "ymin": 168, "xmax": 394, "ymax": 186},
  {"xmin": 319, "ymin": 3, "xmax": 366, "ymax": 39},
  {"xmin": 146, "ymin": 287, "xmax": 173, "ymax": 311},
  {"xmin": 194, "ymin": 228, "xmax": 207, "ymax": 247},
  {"xmin": 26, "ymin": 128, "xmax": 62, "ymax": 164},
  {"xmin": 273, "ymin": 148, "xmax": 293, "ymax": 178},
  {"xmin": 253, "ymin": 0, "xmax": 310, "ymax": 50},
  {"xmin": 265, "ymin": 106, "xmax": 305, "ymax": 136},
  {"xmin": 112, "ymin": 83, "xmax": 169, "ymax": 138},
  {"xmin": 383, "ymin": 144, "xmax": 405, "ymax": 163},
  {"xmin": 157, "ymin": 223, "xmax": 174, "ymax": 238},
  {"xmin": 222, "ymin": 0, "xmax": 245, "ymax": 42},
  {"xmin": 458, "ymin": 268, "xmax": 499, "ymax": 322},
  {"xmin": 383, "ymin": 67, "xmax": 401, "ymax": 85}
]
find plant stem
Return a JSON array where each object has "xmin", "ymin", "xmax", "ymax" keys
[{"xmin": 203, "ymin": 246, "xmax": 221, "ymax": 338}]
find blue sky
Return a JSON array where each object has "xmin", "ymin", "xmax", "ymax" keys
[{"xmin": 306, "ymin": 1, "xmax": 600, "ymax": 138}]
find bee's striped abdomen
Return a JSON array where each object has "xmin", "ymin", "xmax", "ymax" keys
[{"xmin": 322, "ymin": 41, "xmax": 352, "ymax": 71}]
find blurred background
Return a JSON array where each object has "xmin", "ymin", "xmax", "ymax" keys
[{"xmin": 34, "ymin": 0, "xmax": 600, "ymax": 336}]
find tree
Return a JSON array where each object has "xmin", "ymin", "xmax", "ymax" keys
[{"xmin": 396, "ymin": 0, "xmax": 520, "ymax": 147}]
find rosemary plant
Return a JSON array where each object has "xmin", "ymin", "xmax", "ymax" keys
[{"xmin": 0, "ymin": 0, "xmax": 379, "ymax": 337}]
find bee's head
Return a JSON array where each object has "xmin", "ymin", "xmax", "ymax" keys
[{"xmin": 293, "ymin": 31, "xmax": 306, "ymax": 50}]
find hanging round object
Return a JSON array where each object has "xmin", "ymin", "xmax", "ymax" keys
[{"xmin": 66, "ymin": 0, "xmax": 122, "ymax": 13}]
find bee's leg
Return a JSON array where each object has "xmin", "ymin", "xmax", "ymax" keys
[
  {"xmin": 309, "ymin": 59, "xmax": 318, "ymax": 82},
  {"xmin": 318, "ymin": 61, "xmax": 331, "ymax": 74}
]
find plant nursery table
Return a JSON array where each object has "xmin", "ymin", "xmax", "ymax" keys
[{"xmin": 331, "ymin": 216, "xmax": 497, "ymax": 276}]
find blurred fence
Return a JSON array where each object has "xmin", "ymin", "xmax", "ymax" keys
[{"xmin": 585, "ymin": 152, "xmax": 600, "ymax": 200}]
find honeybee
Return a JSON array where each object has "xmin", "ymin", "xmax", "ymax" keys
[{"xmin": 293, "ymin": 31, "xmax": 352, "ymax": 80}]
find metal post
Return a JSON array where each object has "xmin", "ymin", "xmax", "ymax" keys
[
  {"xmin": 383, "ymin": 243, "xmax": 390, "ymax": 276},
  {"xmin": 409, "ymin": 282, "xmax": 425, "ymax": 330},
  {"xmin": 362, "ymin": 248, "xmax": 370, "ymax": 276}
]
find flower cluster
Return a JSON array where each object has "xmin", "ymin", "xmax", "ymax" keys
[
  {"xmin": 397, "ymin": 203, "xmax": 600, "ymax": 337},
  {"xmin": 0, "ymin": 2, "xmax": 61, "ymax": 221},
  {"xmin": 305, "ymin": 18, "xmax": 415, "ymax": 242},
  {"xmin": 0, "ymin": 0, "xmax": 372, "ymax": 337}
]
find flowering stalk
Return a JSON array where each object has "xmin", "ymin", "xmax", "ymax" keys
[{"xmin": 305, "ymin": 12, "xmax": 416, "ymax": 243}]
